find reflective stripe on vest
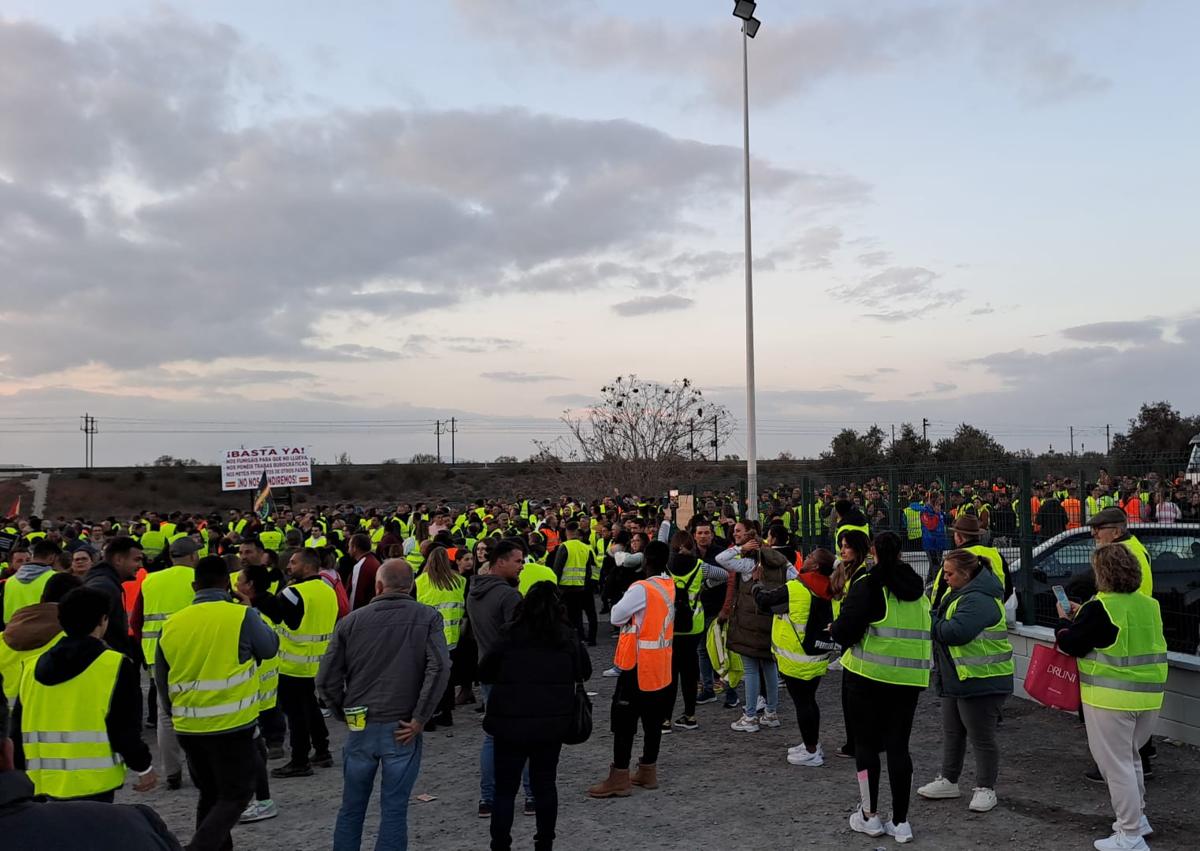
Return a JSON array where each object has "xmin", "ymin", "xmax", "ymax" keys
[
  {"xmin": 415, "ymin": 573, "xmax": 467, "ymax": 650},
  {"xmin": 945, "ymin": 595, "xmax": 1014, "ymax": 680},
  {"xmin": 1077, "ymin": 592, "xmax": 1167, "ymax": 711},
  {"xmin": 19, "ymin": 649, "xmax": 126, "ymax": 798},
  {"xmin": 840, "ymin": 589, "xmax": 931, "ymax": 687},
  {"xmin": 559, "ymin": 539, "xmax": 592, "ymax": 587},
  {"xmin": 771, "ymin": 580, "xmax": 830, "ymax": 680},
  {"xmin": 160, "ymin": 601, "xmax": 261, "ymax": 733},
  {"xmin": 671, "ymin": 562, "xmax": 705, "ymax": 636},
  {"xmin": 277, "ymin": 579, "xmax": 339, "ymax": 678},
  {"xmin": 613, "ymin": 577, "xmax": 675, "ymax": 691},
  {"xmin": 140, "ymin": 565, "xmax": 196, "ymax": 668}
]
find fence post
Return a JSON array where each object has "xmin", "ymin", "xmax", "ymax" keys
[
  {"xmin": 888, "ymin": 468, "xmax": 900, "ymax": 534},
  {"xmin": 1018, "ymin": 459, "xmax": 1036, "ymax": 626},
  {"xmin": 800, "ymin": 475, "xmax": 811, "ymax": 554}
]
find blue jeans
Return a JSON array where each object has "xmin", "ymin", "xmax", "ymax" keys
[
  {"xmin": 333, "ymin": 722, "xmax": 422, "ymax": 851},
  {"xmin": 743, "ymin": 655, "xmax": 779, "ymax": 714},
  {"xmin": 480, "ymin": 684, "xmax": 532, "ymax": 805}
]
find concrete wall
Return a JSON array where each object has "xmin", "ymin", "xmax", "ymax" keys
[{"xmin": 1009, "ymin": 624, "xmax": 1200, "ymax": 746}]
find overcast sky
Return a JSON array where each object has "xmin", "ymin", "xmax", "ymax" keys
[{"xmin": 0, "ymin": 0, "xmax": 1197, "ymax": 467}]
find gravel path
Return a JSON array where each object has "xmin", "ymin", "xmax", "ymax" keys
[{"xmin": 122, "ymin": 625, "xmax": 1200, "ymax": 850}]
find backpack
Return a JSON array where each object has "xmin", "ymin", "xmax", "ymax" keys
[{"xmin": 319, "ymin": 568, "xmax": 351, "ymax": 619}]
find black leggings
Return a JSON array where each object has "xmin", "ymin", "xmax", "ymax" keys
[
  {"xmin": 783, "ymin": 674, "xmax": 822, "ymax": 749},
  {"xmin": 845, "ymin": 672, "xmax": 921, "ymax": 823},
  {"xmin": 611, "ymin": 672, "xmax": 671, "ymax": 770},
  {"xmin": 492, "ymin": 738, "xmax": 561, "ymax": 851},
  {"xmin": 668, "ymin": 633, "xmax": 702, "ymax": 718},
  {"xmin": 839, "ymin": 670, "xmax": 855, "ymax": 751}
]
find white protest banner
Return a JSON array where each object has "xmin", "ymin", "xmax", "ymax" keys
[{"xmin": 221, "ymin": 446, "xmax": 312, "ymax": 492}]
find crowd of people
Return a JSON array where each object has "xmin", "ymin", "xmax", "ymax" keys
[{"xmin": 0, "ymin": 473, "xmax": 1185, "ymax": 850}]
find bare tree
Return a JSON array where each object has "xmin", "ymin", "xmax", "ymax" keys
[{"xmin": 559, "ymin": 375, "xmax": 734, "ymax": 462}]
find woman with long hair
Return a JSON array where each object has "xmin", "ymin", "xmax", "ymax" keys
[
  {"xmin": 830, "ymin": 507, "xmax": 872, "ymax": 759},
  {"xmin": 832, "ymin": 531, "xmax": 930, "ymax": 844},
  {"xmin": 481, "ymin": 582, "xmax": 590, "ymax": 851},
  {"xmin": 415, "ymin": 546, "xmax": 467, "ymax": 728},
  {"xmin": 753, "ymin": 548, "xmax": 837, "ymax": 766},
  {"xmin": 475, "ymin": 538, "xmax": 497, "ymax": 577}
]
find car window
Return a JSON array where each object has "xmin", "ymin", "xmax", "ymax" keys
[
  {"xmin": 1038, "ymin": 539, "xmax": 1094, "ymax": 578},
  {"xmin": 1141, "ymin": 530, "xmax": 1200, "ymax": 572}
]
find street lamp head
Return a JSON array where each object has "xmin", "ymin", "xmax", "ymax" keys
[
  {"xmin": 732, "ymin": 1, "xmax": 756, "ymax": 21},
  {"xmin": 743, "ymin": 16, "xmax": 761, "ymax": 38}
]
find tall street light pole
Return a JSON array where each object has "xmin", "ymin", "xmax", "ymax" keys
[{"xmin": 733, "ymin": 2, "xmax": 761, "ymax": 520}]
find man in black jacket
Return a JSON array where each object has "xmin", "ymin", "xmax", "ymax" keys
[
  {"xmin": 83, "ymin": 536, "xmax": 144, "ymax": 661},
  {"xmin": 10, "ymin": 586, "xmax": 156, "ymax": 801},
  {"xmin": 0, "ymin": 682, "xmax": 179, "ymax": 851}
]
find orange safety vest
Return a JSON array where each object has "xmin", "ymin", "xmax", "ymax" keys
[
  {"xmin": 613, "ymin": 577, "xmax": 675, "ymax": 691},
  {"xmin": 1123, "ymin": 497, "xmax": 1141, "ymax": 524},
  {"xmin": 542, "ymin": 529, "xmax": 560, "ymax": 552},
  {"xmin": 122, "ymin": 567, "xmax": 148, "ymax": 637},
  {"xmin": 1062, "ymin": 498, "xmax": 1082, "ymax": 529}
]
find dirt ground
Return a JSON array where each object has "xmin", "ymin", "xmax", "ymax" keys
[{"xmin": 121, "ymin": 624, "xmax": 1200, "ymax": 851}]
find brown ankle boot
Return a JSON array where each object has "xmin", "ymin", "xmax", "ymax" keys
[
  {"xmin": 587, "ymin": 765, "xmax": 632, "ymax": 798},
  {"xmin": 630, "ymin": 762, "xmax": 658, "ymax": 790}
]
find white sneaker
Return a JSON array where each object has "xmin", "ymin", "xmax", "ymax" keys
[
  {"xmin": 239, "ymin": 799, "xmax": 279, "ymax": 823},
  {"xmin": 759, "ymin": 711, "xmax": 781, "ymax": 728},
  {"xmin": 1110, "ymin": 815, "xmax": 1153, "ymax": 838},
  {"xmin": 787, "ymin": 741, "xmax": 822, "ymax": 756},
  {"xmin": 885, "ymin": 820, "xmax": 914, "ymax": 844},
  {"xmin": 787, "ymin": 745, "xmax": 824, "ymax": 767},
  {"xmin": 1093, "ymin": 831, "xmax": 1150, "ymax": 851},
  {"xmin": 730, "ymin": 714, "xmax": 760, "ymax": 733},
  {"xmin": 917, "ymin": 775, "xmax": 962, "ymax": 799},
  {"xmin": 969, "ymin": 787, "xmax": 997, "ymax": 812},
  {"xmin": 602, "ymin": 666, "xmax": 620, "ymax": 678},
  {"xmin": 849, "ymin": 808, "xmax": 885, "ymax": 837},
  {"xmin": 755, "ymin": 695, "xmax": 767, "ymax": 713}
]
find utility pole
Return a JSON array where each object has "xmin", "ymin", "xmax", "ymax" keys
[
  {"xmin": 712, "ymin": 414, "xmax": 719, "ymax": 463},
  {"xmin": 79, "ymin": 413, "xmax": 97, "ymax": 468},
  {"xmin": 1105, "ymin": 424, "xmax": 1111, "ymax": 455},
  {"xmin": 891, "ymin": 423, "xmax": 896, "ymax": 448},
  {"xmin": 1070, "ymin": 426, "xmax": 1075, "ymax": 456},
  {"xmin": 434, "ymin": 420, "xmax": 444, "ymax": 464},
  {"xmin": 922, "ymin": 417, "xmax": 929, "ymax": 442},
  {"xmin": 449, "ymin": 417, "xmax": 457, "ymax": 464}
]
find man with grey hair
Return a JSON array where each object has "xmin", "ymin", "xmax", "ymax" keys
[{"xmin": 318, "ymin": 558, "xmax": 450, "ymax": 851}]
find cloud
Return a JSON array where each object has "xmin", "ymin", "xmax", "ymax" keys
[
  {"xmin": 837, "ymin": 266, "xmax": 966, "ymax": 321},
  {"xmin": 452, "ymin": 0, "xmax": 950, "ymax": 108},
  {"xmin": 909, "ymin": 381, "xmax": 958, "ymax": 397},
  {"xmin": 792, "ymin": 226, "xmax": 843, "ymax": 270},
  {"xmin": 0, "ymin": 14, "xmax": 873, "ymax": 379},
  {"xmin": 480, "ymin": 371, "xmax": 567, "ymax": 383},
  {"xmin": 858, "ymin": 250, "xmax": 891, "ymax": 268},
  {"xmin": 1062, "ymin": 319, "xmax": 1164, "ymax": 345},
  {"xmin": 847, "ymin": 367, "xmax": 900, "ymax": 382},
  {"xmin": 611, "ymin": 294, "xmax": 694, "ymax": 316},
  {"xmin": 452, "ymin": 0, "xmax": 1127, "ymax": 108}
]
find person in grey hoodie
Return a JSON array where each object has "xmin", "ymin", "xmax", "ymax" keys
[
  {"xmin": 0, "ymin": 539, "xmax": 61, "ymax": 629},
  {"xmin": 918, "ymin": 549, "xmax": 1014, "ymax": 815},
  {"xmin": 465, "ymin": 539, "xmax": 527, "ymax": 818}
]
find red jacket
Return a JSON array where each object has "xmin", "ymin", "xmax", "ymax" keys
[{"xmin": 348, "ymin": 553, "xmax": 381, "ymax": 611}]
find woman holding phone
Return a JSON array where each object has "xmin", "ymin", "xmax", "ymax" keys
[
  {"xmin": 917, "ymin": 549, "xmax": 1013, "ymax": 814},
  {"xmin": 1055, "ymin": 544, "xmax": 1167, "ymax": 851}
]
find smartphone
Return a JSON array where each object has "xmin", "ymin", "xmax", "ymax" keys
[{"xmin": 1052, "ymin": 585, "xmax": 1072, "ymax": 615}]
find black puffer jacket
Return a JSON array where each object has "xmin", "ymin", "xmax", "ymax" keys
[{"xmin": 480, "ymin": 620, "xmax": 591, "ymax": 744}]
